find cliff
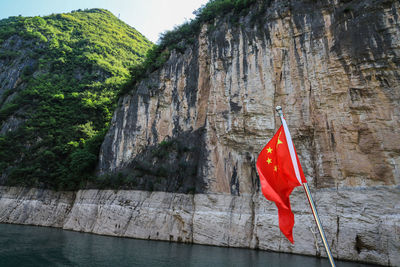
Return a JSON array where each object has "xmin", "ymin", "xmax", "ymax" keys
[
  {"xmin": 100, "ymin": 0, "xmax": 400, "ymax": 191},
  {"xmin": 95, "ymin": 0, "xmax": 399, "ymax": 265}
]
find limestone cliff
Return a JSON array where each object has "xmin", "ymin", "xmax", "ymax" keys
[
  {"xmin": 99, "ymin": 0, "xmax": 400, "ymax": 192},
  {"xmin": 95, "ymin": 0, "xmax": 400, "ymax": 265}
]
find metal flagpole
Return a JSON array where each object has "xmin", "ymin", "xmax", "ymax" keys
[
  {"xmin": 303, "ymin": 183, "xmax": 336, "ymax": 267},
  {"xmin": 275, "ymin": 106, "xmax": 336, "ymax": 267}
]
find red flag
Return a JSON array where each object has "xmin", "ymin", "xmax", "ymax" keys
[{"xmin": 256, "ymin": 122, "xmax": 307, "ymax": 243}]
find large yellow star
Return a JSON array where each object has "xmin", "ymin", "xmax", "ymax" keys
[
  {"xmin": 267, "ymin": 147, "xmax": 273, "ymax": 153},
  {"xmin": 266, "ymin": 158, "xmax": 272, "ymax": 164}
]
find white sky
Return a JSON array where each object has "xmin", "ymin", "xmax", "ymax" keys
[{"xmin": 0, "ymin": 0, "xmax": 210, "ymax": 43}]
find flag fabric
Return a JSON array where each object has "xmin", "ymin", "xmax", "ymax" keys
[{"xmin": 256, "ymin": 118, "xmax": 307, "ymax": 243}]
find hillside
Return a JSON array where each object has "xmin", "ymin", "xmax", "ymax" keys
[{"xmin": 0, "ymin": 9, "xmax": 152, "ymax": 189}]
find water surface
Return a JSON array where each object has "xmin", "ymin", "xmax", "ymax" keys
[{"xmin": 0, "ymin": 224, "xmax": 378, "ymax": 267}]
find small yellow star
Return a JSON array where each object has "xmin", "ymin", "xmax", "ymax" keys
[
  {"xmin": 277, "ymin": 131, "xmax": 283, "ymax": 146},
  {"xmin": 266, "ymin": 158, "xmax": 272, "ymax": 164},
  {"xmin": 274, "ymin": 166, "xmax": 278, "ymax": 172},
  {"xmin": 267, "ymin": 147, "xmax": 273, "ymax": 153}
]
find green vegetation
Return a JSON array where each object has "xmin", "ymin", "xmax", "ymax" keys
[
  {"xmin": 0, "ymin": 9, "xmax": 152, "ymax": 190},
  {"xmin": 161, "ymin": 0, "xmax": 257, "ymax": 49}
]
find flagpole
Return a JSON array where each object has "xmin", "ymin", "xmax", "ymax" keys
[
  {"xmin": 275, "ymin": 106, "xmax": 336, "ymax": 267},
  {"xmin": 302, "ymin": 183, "xmax": 336, "ymax": 267}
]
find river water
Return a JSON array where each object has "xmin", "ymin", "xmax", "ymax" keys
[{"xmin": 0, "ymin": 224, "xmax": 378, "ymax": 267}]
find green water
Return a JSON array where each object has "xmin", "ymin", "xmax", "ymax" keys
[{"xmin": 0, "ymin": 224, "xmax": 378, "ymax": 267}]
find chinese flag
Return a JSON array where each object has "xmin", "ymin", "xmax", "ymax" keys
[{"xmin": 256, "ymin": 125, "xmax": 307, "ymax": 243}]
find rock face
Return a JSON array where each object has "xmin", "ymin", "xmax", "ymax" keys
[
  {"xmin": 95, "ymin": 0, "xmax": 400, "ymax": 265},
  {"xmin": 99, "ymin": 0, "xmax": 400, "ymax": 191},
  {"xmin": 0, "ymin": 35, "xmax": 38, "ymax": 134},
  {"xmin": 0, "ymin": 186, "xmax": 399, "ymax": 266}
]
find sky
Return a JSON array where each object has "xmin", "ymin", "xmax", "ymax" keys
[{"xmin": 0, "ymin": 0, "xmax": 210, "ymax": 43}]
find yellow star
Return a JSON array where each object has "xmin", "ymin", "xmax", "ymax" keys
[
  {"xmin": 266, "ymin": 158, "xmax": 272, "ymax": 164},
  {"xmin": 274, "ymin": 166, "xmax": 278, "ymax": 172},
  {"xmin": 277, "ymin": 131, "xmax": 283, "ymax": 146},
  {"xmin": 267, "ymin": 147, "xmax": 273, "ymax": 153}
]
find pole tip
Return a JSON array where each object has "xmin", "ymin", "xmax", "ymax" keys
[{"xmin": 275, "ymin": 106, "xmax": 283, "ymax": 117}]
